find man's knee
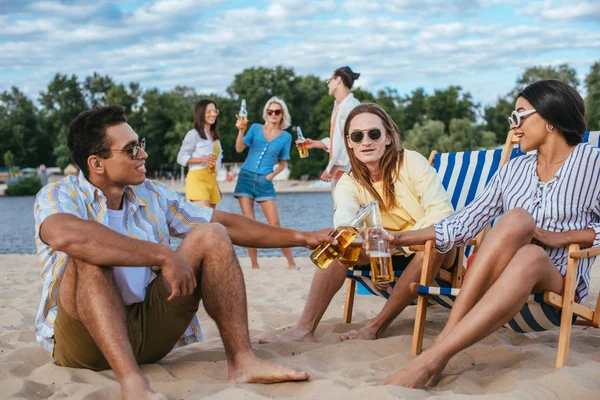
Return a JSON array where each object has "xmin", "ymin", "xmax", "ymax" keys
[{"xmin": 187, "ymin": 223, "xmax": 231, "ymax": 247}]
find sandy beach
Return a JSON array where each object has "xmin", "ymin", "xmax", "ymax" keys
[{"xmin": 1, "ymin": 254, "xmax": 599, "ymax": 399}]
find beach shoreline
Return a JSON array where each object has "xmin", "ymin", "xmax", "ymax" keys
[{"xmin": 1, "ymin": 254, "xmax": 599, "ymax": 399}]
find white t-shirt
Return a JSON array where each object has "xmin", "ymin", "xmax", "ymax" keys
[{"xmin": 107, "ymin": 209, "xmax": 152, "ymax": 305}]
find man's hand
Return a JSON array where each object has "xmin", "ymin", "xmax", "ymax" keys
[
  {"xmin": 320, "ymin": 170, "xmax": 333, "ymax": 182},
  {"xmin": 303, "ymin": 138, "xmax": 315, "ymax": 149},
  {"xmin": 160, "ymin": 250, "xmax": 197, "ymax": 302},
  {"xmin": 302, "ymin": 228, "xmax": 336, "ymax": 249},
  {"xmin": 265, "ymin": 173, "xmax": 275, "ymax": 181}
]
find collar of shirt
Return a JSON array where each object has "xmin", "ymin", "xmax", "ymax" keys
[{"xmin": 75, "ymin": 171, "xmax": 143, "ymax": 222}]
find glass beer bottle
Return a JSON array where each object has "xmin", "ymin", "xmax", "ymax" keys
[
  {"xmin": 339, "ymin": 235, "xmax": 363, "ymax": 267},
  {"xmin": 367, "ymin": 202, "xmax": 394, "ymax": 283},
  {"xmin": 296, "ymin": 126, "xmax": 309, "ymax": 158},
  {"xmin": 310, "ymin": 202, "xmax": 374, "ymax": 270},
  {"xmin": 238, "ymin": 99, "xmax": 248, "ymax": 129}
]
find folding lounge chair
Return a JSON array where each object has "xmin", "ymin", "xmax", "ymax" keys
[
  {"xmin": 411, "ymin": 131, "xmax": 600, "ymax": 367},
  {"xmin": 342, "ymin": 143, "xmax": 524, "ymax": 323}
]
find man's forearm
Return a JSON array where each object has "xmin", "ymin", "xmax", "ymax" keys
[
  {"xmin": 211, "ymin": 210, "xmax": 306, "ymax": 248},
  {"xmin": 40, "ymin": 214, "xmax": 170, "ymax": 267}
]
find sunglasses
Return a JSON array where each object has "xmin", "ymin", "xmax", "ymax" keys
[
  {"xmin": 508, "ymin": 109, "xmax": 536, "ymax": 128},
  {"xmin": 206, "ymin": 109, "xmax": 219, "ymax": 116},
  {"xmin": 96, "ymin": 138, "xmax": 146, "ymax": 160},
  {"xmin": 348, "ymin": 129, "xmax": 382, "ymax": 143},
  {"xmin": 266, "ymin": 109, "xmax": 282, "ymax": 116}
]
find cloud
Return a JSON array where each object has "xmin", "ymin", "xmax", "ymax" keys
[
  {"xmin": 519, "ymin": 0, "xmax": 600, "ymax": 22},
  {"xmin": 0, "ymin": 0, "xmax": 598, "ymax": 107}
]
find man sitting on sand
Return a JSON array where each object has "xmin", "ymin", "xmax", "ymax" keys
[{"xmin": 34, "ymin": 105, "xmax": 333, "ymax": 400}]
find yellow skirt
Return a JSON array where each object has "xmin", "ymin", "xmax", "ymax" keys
[{"xmin": 186, "ymin": 169, "xmax": 221, "ymax": 204}]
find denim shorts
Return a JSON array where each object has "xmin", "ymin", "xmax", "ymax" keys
[{"xmin": 233, "ymin": 169, "xmax": 276, "ymax": 202}]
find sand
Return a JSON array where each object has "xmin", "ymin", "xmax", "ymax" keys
[{"xmin": 1, "ymin": 254, "xmax": 599, "ymax": 399}]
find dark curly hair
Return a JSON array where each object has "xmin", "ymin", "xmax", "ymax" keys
[{"xmin": 67, "ymin": 104, "xmax": 127, "ymax": 177}]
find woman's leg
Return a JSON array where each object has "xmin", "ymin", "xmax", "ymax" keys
[
  {"xmin": 436, "ymin": 208, "xmax": 537, "ymax": 343},
  {"xmin": 340, "ymin": 248, "xmax": 456, "ymax": 341},
  {"xmin": 384, "ymin": 243, "xmax": 563, "ymax": 388},
  {"xmin": 238, "ymin": 197, "xmax": 260, "ymax": 268},
  {"xmin": 259, "ymin": 200, "xmax": 296, "ymax": 268}
]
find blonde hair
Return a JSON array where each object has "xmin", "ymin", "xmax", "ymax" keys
[
  {"xmin": 262, "ymin": 96, "xmax": 291, "ymax": 130},
  {"xmin": 343, "ymin": 103, "xmax": 404, "ymax": 212}
]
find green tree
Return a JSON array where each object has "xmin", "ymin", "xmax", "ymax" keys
[
  {"xmin": 585, "ymin": 61, "xmax": 600, "ymax": 130},
  {"xmin": 426, "ymin": 86, "xmax": 478, "ymax": 131},
  {"xmin": 84, "ymin": 72, "xmax": 114, "ymax": 107},
  {"xmin": 3, "ymin": 150, "xmax": 16, "ymax": 176},
  {"xmin": 0, "ymin": 87, "xmax": 50, "ymax": 168},
  {"xmin": 483, "ymin": 96, "xmax": 514, "ymax": 144},
  {"xmin": 516, "ymin": 64, "xmax": 579, "ymax": 90},
  {"xmin": 403, "ymin": 88, "xmax": 427, "ymax": 131},
  {"xmin": 403, "ymin": 119, "xmax": 445, "ymax": 156},
  {"xmin": 39, "ymin": 74, "xmax": 88, "ymax": 170}
]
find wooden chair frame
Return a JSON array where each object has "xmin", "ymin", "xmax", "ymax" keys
[{"xmin": 410, "ymin": 130, "xmax": 600, "ymax": 367}]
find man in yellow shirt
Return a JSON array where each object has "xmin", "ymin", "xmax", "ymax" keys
[{"xmin": 262, "ymin": 103, "xmax": 456, "ymax": 343}]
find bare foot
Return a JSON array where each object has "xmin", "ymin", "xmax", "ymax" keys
[
  {"xmin": 287, "ymin": 264, "xmax": 298, "ymax": 270},
  {"xmin": 339, "ymin": 324, "xmax": 381, "ymax": 341},
  {"xmin": 228, "ymin": 355, "xmax": 309, "ymax": 384},
  {"xmin": 121, "ymin": 374, "xmax": 168, "ymax": 400},
  {"xmin": 258, "ymin": 326, "xmax": 316, "ymax": 344},
  {"xmin": 251, "ymin": 265, "xmax": 260, "ymax": 269},
  {"xmin": 381, "ymin": 351, "xmax": 447, "ymax": 388}
]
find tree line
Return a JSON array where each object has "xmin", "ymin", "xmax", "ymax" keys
[{"xmin": 1, "ymin": 62, "xmax": 599, "ymax": 179}]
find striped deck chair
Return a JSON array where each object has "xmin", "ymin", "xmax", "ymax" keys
[
  {"xmin": 342, "ymin": 145, "xmax": 519, "ymax": 323},
  {"xmin": 411, "ymin": 131, "xmax": 600, "ymax": 367}
]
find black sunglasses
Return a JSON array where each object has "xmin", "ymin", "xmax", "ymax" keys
[
  {"xmin": 266, "ymin": 109, "xmax": 282, "ymax": 116},
  {"xmin": 95, "ymin": 138, "xmax": 146, "ymax": 160},
  {"xmin": 348, "ymin": 129, "xmax": 382, "ymax": 143}
]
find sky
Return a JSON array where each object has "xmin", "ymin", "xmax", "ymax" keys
[{"xmin": 1, "ymin": 0, "xmax": 599, "ymax": 107}]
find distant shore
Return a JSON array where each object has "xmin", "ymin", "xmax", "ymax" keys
[{"xmin": 160, "ymin": 178, "xmax": 332, "ymax": 194}]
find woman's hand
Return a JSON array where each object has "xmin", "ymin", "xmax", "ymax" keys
[
  {"xmin": 198, "ymin": 155, "xmax": 214, "ymax": 166},
  {"xmin": 532, "ymin": 227, "xmax": 569, "ymax": 248},
  {"xmin": 265, "ymin": 173, "xmax": 275, "ymax": 181},
  {"xmin": 235, "ymin": 115, "xmax": 248, "ymax": 132}
]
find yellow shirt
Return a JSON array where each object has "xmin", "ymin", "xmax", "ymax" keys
[{"xmin": 333, "ymin": 149, "xmax": 454, "ymax": 251}]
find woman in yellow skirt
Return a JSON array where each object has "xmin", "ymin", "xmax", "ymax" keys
[{"xmin": 177, "ymin": 99, "xmax": 223, "ymax": 208}]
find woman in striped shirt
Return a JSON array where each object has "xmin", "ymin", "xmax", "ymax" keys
[{"xmin": 384, "ymin": 80, "xmax": 600, "ymax": 388}]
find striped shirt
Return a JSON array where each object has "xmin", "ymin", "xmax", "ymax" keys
[
  {"xmin": 34, "ymin": 172, "xmax": 213, "ymax": 353},
  {"xmin": 435, "ymin": 143, "xmax": 600, "ymax": 302}
]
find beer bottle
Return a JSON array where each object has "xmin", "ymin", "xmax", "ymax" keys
[
  {"xmin": 238, "ymin": 99, "xmax": 248, "ymax": 129},
  {"xmin": 367, "ymin": 201, "xmax": 394, "ymax": 283},
  {"xmin": 296, "ymin": 126, "xmax": 309, "ymax": 158},
  {"xmin": 310, "ymin": 202, "xmax": 374, "ymax": 270}
]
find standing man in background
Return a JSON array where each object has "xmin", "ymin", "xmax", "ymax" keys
[{"xmin": 301, "ymin": 66, "xmax": 361, "ymax": 196}]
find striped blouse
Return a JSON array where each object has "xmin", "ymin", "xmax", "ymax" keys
[
  {"xmin": 435, "ymin": 143, "xmax": 600, "ymax": 302},
  {"xmin": 34, "ymin": 172, "xmax": 213, "ymax": 353}
]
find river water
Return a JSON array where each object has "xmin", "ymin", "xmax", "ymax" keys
[{"xmin": 0, "ymin": 192, "xmax": 334, "ymax": 258}]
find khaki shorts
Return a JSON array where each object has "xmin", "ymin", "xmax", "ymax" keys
[{"xmin": 53, "ymin": 274, "xmax": 196, "ymax": 371}]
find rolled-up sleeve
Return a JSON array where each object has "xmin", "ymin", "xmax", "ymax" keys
[
  {"xmin": 160, "ymin": 182, "xmax": 214, "ymax": 238},
  {"xmin": 34, "ymin": 181, "xmax": 84, "ymax": 244},
  {"xmin": 434, "ymin": 166, "xmax": 505, "ymax": 253},
  {"xmin": 333, "ymin": 174, "xmax": 361, "ymax": 228},
  {"xmin": 177, "ymin": 131, "xmax": 197, "ymax": 167}
]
